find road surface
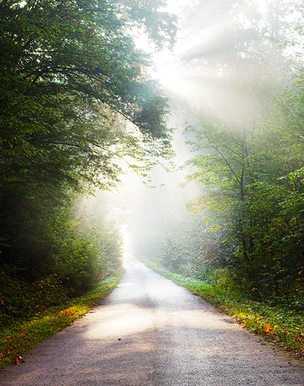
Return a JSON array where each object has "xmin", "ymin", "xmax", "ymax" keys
[{"xmin": 0, "ymin": 255, "xmax": 303, "ymax": 385}]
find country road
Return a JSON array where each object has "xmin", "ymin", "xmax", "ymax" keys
[{"xmin": 0, "ymin": 255, "xmax": 303, "ymax": 386}]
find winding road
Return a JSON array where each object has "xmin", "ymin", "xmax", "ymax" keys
[{"xmin": 0, "ymin": 255, "xmax": 303, "ymax": 385}]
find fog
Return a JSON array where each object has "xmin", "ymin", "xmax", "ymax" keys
[
  {"xmin": 81, "ymin": 0, "xmax": 303, "ymax": 268},
  {"xmin": 80, "ymin": 109, "xmax": 200, "ymax": 263}
]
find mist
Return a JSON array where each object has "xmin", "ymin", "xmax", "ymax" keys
[
  {"xmin": 1, "ymin": 0, "xmax": 303, "ymax": 370},
  {"xmin": 81, "ymin": 0, "xmax": 303, "ymax": 275}
]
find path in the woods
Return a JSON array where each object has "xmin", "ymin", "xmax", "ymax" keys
[{"xmin": 0, "ymin": 256, "xmax": 303, "ymax": 385}]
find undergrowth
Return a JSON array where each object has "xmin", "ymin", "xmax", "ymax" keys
[
  {"xmin": 0, "ymin": 275, "xmax": 121, "ymax": 370},
  {"xmin": 145, "ymin": 261, "xmax": 304, "ymax": 359}
]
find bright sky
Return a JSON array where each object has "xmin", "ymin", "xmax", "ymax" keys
[{"xmin": 152, "ymin": 0, "xmax": 302, "ymax": 96}]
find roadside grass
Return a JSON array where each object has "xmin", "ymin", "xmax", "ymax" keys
[
  {"xmin": 145, "ymin": 262, "xmax": 304, "ymax": 359},
  {"xmin": 0, "ymin": 275, "xmax": 121, "ymax": 370}
]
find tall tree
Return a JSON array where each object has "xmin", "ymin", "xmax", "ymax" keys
[
  {"xmin": 0, "ymin": 0, "xmax": 176, "ymax": 191},
  {"xmin": 183, "ymin": 0, "xmax": 304, "ymax": 302},
  {"xmin": 0, "ymin": 0, "xmax": 176, "ymax": 302}
]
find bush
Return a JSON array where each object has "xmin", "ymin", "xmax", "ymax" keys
[
  {"xmin": 0, "ymin": 186, "xmax": 123, "ymax": 324},
  {"xmin": 0, "ymin": 268, "xmax": 68, "ymax": 327}
]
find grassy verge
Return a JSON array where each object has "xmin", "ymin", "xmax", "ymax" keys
[
  {"xmin": 0, "ymin": 275, "xmax": 121, "ymax": 370},
  {"xmin": 146, "ymin": 261, "xmax": 304, "ymax": 360}
]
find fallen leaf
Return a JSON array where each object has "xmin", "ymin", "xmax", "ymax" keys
[
  {"xmin": 264, "ymin": 324, "xmax": 272, "ymax": 333},
  {"xmin": 12, "ymin": 356, "xmax": 25, "ymax": 365}
]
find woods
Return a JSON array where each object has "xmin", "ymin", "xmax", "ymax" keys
[
  {"xmin": 0, "ymin": 0, "xmax": 175, "ymax": 326},
  {"xmin": 184, "ymin": 0, "xmax": 304, "ymax": 307},
  {"xmin": 130, "ymin": 0, "xmax": 304, "ymax": 313},
  {"xmin": 186, "ymin": 82, "xmax": 304, "ymax": 306},
  {"xmin": 0, "ymin": 0, "xmax": 303, "ymax": 345}
]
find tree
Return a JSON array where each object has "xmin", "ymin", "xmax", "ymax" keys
[
  {"xmin": 0, "ymin": 0, "xmax": 177, "ymax": 314},
  {"xmin": 182, "ymin": 0, "xmax": 304, "ymax": 304},
  {"xmin": 186, "ymin": 82, "xmax": 304, "ymax": 303},
  {"xmin": 0, "ymin": 0, "xmax": 176, "ymax": 191}
]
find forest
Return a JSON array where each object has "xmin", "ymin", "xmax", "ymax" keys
[
  {"xmin": 0, "ymin": 0, "xmax": 175, "ymax": 327},
  {"xmin": 130, "ymin": 0, "xmax": 304, "ymax": 311},
  {"xmin": 0, "ymin": 0, "xmax": 303, "ymax": 356}
]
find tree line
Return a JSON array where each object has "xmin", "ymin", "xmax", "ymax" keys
[
  {"xmin": 133, "ymin": 0, "xmax": 304, "ymax": 309},
  {"xmin": 0, "ymin": 0, "xmax": 176, "ymax": 326},
  {"xmin": 185, "ymin": 0, "xmax": 304, "ymax": 305}
]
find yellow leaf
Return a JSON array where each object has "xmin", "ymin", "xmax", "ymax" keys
[{"xmin": 264, "ymin": 324, "xmax": 272, "ymax": 333}]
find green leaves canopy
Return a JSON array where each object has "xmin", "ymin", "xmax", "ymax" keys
[
  {"xmin": 0, "ymin": 0, "xmax": 176, "ymax": 308},
  {"xmin": 0, "ymin": 0, "xmax": 175, "ymax": 190},
  {"xmin": 185, "ymin": 76, "xmax": 304, "ymax": 303}
]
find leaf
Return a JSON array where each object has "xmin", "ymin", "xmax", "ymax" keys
[
  {"xmin": 264, "ymin": 324, "xmax": 272, "ymax": 333},
  {"xmin": 12, "ymin": 356, "xmax": 24, "ymax": 365}
]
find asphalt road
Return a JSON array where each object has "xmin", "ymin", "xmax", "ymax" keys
[{"xmin": 0, "ymin": 255, "xmax": 303, "ymax": 385}]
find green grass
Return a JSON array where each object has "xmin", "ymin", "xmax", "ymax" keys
[
  {"xmin": 146, "ymin": 261, "xmax": 304, "ymax": 359},
  {"xmin": 0, "ymin": 275, "xmax": 121, "ymax": 370}
]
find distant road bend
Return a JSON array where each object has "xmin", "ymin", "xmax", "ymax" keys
[{"xmin": 0, "ymin": 255, "xmax": 303, "ymax": 385}]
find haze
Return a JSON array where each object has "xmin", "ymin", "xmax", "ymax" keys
[{"xmin": 80, "ymin": 0, "xmax": 302, "ymax": 266}]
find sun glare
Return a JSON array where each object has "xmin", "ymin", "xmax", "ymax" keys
[
  {"xmin": 152, "ymin": 52, "xmax": 180, "ymax": 88},
  {"xmin": 256, "ymin": 0, "xmax": 268, "ymax": 13}
]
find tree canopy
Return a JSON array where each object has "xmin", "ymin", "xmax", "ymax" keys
[
  {"xmin": 0, "ymin": 0, "xmax": 176, "ymax": 192},
  {"xmin": 183, "ymin": 0, "xmax": 304, "ymax": 303},
  {"xmin": 0, "ymin": 0, "xmax": 176, "ymax": 323},
  {"xmin": 129, "ymin": 0, "xmax": 304, "ymax": 309}
]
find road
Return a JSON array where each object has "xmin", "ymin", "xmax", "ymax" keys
[{"xmin": 0, "ymin": 255, "xmax": 303, "ymax": 385}]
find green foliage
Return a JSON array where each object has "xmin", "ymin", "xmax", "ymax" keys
[
  {"xmin": 143, "ymin": 261, "xmax": 304, "ymax": 358},
  {"xmin": 0, "ymin": 270, "xmax": 68, "ymax": 327},
  {"xmin": 0, "ymin": 0, "xmax": 174, "ymax": 326},
  {"xmin": 0, "ymin": 275, "xmax": 121, "ymax": 370},
  {"xmin": 184, "ymin": 71, "xmax": 304, "ymax": 306},
  {"xmin": 0, "ymin": 185, "xmax": 123, "ymax": 326},
  {"xmin": 115, "ymin": 0, "xmax": 177, "ymax": 49},
  {"xmin": 0, "ymin": 0, "xmax": 174, "ymax": 187},
  {"xmin": 50, "ymin": 206, "xmax": 123, "ymax": 296},
  {"xmin": 129, "ymin": 1, "xmax": 303, "ymax": 313}
]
